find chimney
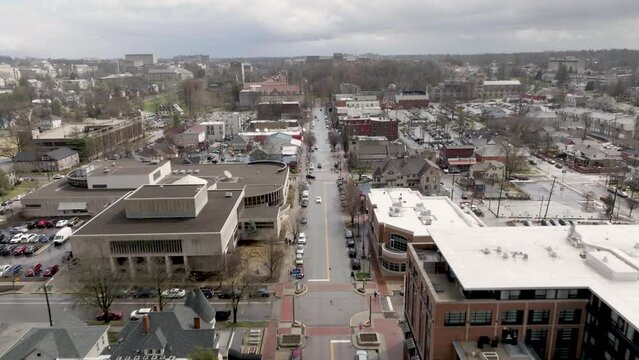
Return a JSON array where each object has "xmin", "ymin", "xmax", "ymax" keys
[
  {"xmin": 143, "ymin": 315, "xmax": 150, "ymax": 334},
  {"xmin": 193, "ymin": 317, "xmax": 201, "ymax": 330}
]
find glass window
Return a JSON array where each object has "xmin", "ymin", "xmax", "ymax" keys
[
  {"xmin": 501, "ymin": 310, "xmax": 524, "ymax": 325},
  {"xmin": 381, "ymin": 258, "xmax": 407, "ymax": 272},
  {"xmin": 444, "ymin": 311, "xmax": 466, "ymax": 326},
  {"xmin": 558, "ymin": 309, "xmax": 581, "ymax": 324},
  {"xmin": 528, "ymin": 309, "xmax": 551, "ymax": 325},
  {"xmin": 470, "ymin": 311, "xmax": 492, "ymax": 326},
  {"xmin": 389, "ymin": 233, "xmax": 408, "ymax": 252}
]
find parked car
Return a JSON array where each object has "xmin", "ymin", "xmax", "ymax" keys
[
  {"xmin": 217, "ymin": 288, "xmax": 241, "ymax": 299},
  {"xmin": 26, "ymin": 220, "xmax": 38, "ymax": 229},
  {"xmin": 13, "ymin": 245, "xmax": 27, "ymax": 255},
  {"xmin": 36, "ymin": 220, "xmax": 54, "ymax": 228},
  {"xmin": 305, "ymin": 174, "xmax": 316, "ymax": 180},
  {"xmin": 25, "ymin": 263, "xmax": 43, "ymax": 277},
  {"xmin": 0, "ymin": 264, "xmax": 11, "ymax": 277},
  {"xmin": 548, "ymin": 219, "xmax": 557, "ymax": 226},
  {"xmin": 296, "ymin": 245, "xmax": 304, "ymax": 255},
  {"xmin": 300, "ymin": 217, "xmax": 308, "ymax": 224},
  {"xmin": 24, "ymin": 234, "xmax": 39, "ymax": 243},
  {"xmin": 161, "ymin": 288, "xmax": 186, "ymax": 299},
  {"xmin": 11, "ymin": 264, "xmax": 23, "ymax": 275},
  {"xmin": 558, "ymin": 219, "xmax": 567, "ymax": 226},
  {"xmin": 55, "ymin": 219, "xmax": 69, "ymax": 228},
  {"xmin": 24, "ymin": 244, "xmax": 40, "ymax": 255},
  {"xmin": 130, "ymin": 308, "xmax": 152, "ymax": 320},
  {"xmin": 295, "ymin": 254, "xmax": 304, "ymax": 265},
  {"xmin": 96, "ymin": 310, "xmax": 123, "ymax": 321},
  {"xmin": 346, "ymin": 239, "xmax": 355, "ymax": 248},
  {"xmin": 52, "ymin": 174, "xmax": 63, "ymax": 180},
  {"xmin": 472, "ymin": 208, "xmax": 484, "ymax": 217},
  {"xmin": 1, "ymin": 245, "xmax": 17, "ymax": 256},
  {"xmin": 348, "ymin": 248, "xmax": 357, "ymax": 258},
  {"xmin": 540, "ymin": 219, "xmax": 548, "ymax": 226},
  {"xmin": 291, "ymin": 348, "xmax": 303, "ymax": 360},
  {"xmin": 43, "ymin": 265, "xmax": 59, "ymax": 277},
  {"xmin": 297, "ymin": 233, "xmax": 307, "ymax": 245},
  {"xmin": 250, "ymin": 287, "xmax": 272, "ymax": 298},
  {"xmin": 350, "ymin": 258, "xmax": 361, "ymax": 270},
  {"xmin": 130, "ymin": 288, "xmax": 157, "ymax": 298},
  {"xmin": 345, "ymin": 230, "xmax": 353, "ymax": 239},
  {"xmin": 355, "ymin": 350, "xmax": 368, "ymax": 360},
  {"xmin": 199, "ymin": 287, "xmax": 215, "ymax": 299},
  {"xmin": 9, "ymin": 226, "xmax": 28, "ymax": 234},
  {"xmin": 68, "ymin": 217, "xmax": 80, "ymax": 227},
  {"xmin": 523, "ymin": 220, "xmax": 532, "ymax": 226},
  {"xmin": 10, "ymin": 234, "xmax": 26, "ymax": 244},
  {"xmin": 215, "ymin": 310, "xmax": 231, "ymax": 321}
]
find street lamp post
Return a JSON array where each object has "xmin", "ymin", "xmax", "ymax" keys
[{"xmin": 42, "ymin": 277, "xmax": 54, "ymax": 327}]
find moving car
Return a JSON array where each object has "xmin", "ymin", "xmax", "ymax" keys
[
  {"xmin": 199, "ymin": 287, "xmax": 215, "ymax": 299},
  {"xmin": 130, "ymin": 308, "xmax": 152, "ymax": 320},
  {"xmin": 43, "ymin": 265, "xmax": 59, "ymax": 277},
  {"xmin": 130, "ymin": 288, "xmax": 157, "ymax": 298},
  {"xmin": 315, "ymin": 196, "xmax": 322, "ymax": 204},
  {"xmin": 161, "ymin": 288, "xmax": 186, "ymax": 299},
  {"xmin": 96, "ymin": 310, "xmax": 123, "ymax": 321},
  {"xmin": 217, "ymin": 288, "xmax": 241, "ymax": 299}
]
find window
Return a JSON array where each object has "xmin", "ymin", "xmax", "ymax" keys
[
  {"xmin": 110, "ymin": 239, "xmax": 183, "ymax": 255},
  {"xmin": 381, "ymin": 258, "xmax": 406, "ymax": 272},
  {"xmin": 500, "ymin": 290, "xmax": 521, "ymax": 300},
  {"xmin": 501, "ymin": 310, "xmax": 524, "ymax": 325},
  {"xmin": 24, "ymin": 204, "xmax": 42, "ymax": 208},
  {"xmin": 444, "ymin": 311, "xmax": 466, "ymax": 326},
  {"xmin": 152, "ymin": 170, "xmax": 161, "ymax": 180},
  {"xmin": 92, "ymin": 184, "xmax": 107, "ymax": 189},
  {"xmin": 528, "ymin": 309, "xmax": 551, "ymax": 325},
  {"xmin": 558, "ymin": 309, "xmax": 581, "ymax": 324},
  {"xmin": 470, "ymin": 311, "xmax": 492, "ymax": 326},
  {"xmin": 389, "ymin": 233, "xmax": 408, "ymax": 252}
]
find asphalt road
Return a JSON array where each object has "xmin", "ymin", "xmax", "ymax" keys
[
  {"xmin": 301, "ymin": 107, "xmax": 357, "ymax": 284},
  {"xmin": 0, "ymin": 294, "xmax": 272, "ymax": 323}
]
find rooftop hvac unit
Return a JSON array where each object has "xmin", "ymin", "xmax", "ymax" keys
[
  {"xmin": 194, "ymin": 169, "xmax": 200, "ymax": 174},
  {"xmin": 225, "ymin": 192, "xmax": 233, "ymax": 198},
  {"xmin": 103, "ymin": 169, "xmax": 110, "ymax": 173}
]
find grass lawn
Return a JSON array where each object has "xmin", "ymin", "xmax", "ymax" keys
[
  {"xmin": 4, "ymin": 182, "xmax": 40, "ymax": 200},
  {"xmin": 216, "ymin": 320, "xmax": 269, "ymax": 329},
  {"xmin": 140, "ymin": 93, "xmax": 180, "ymax": 113}
]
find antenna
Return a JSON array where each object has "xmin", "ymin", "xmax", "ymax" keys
[{"xmin": 224, "ymin": 170, "xmax": 232, "ymax": 179}]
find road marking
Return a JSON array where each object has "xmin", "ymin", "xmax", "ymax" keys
[
  {"xmin": 307, "ymin": 278, "xmax": 329, "ymax": 282},
  {"xmin": 386, "ymin": 296, "xmax": 394, "ymax": 312},
  {"xmin": 329, "ymin": 339, "xmax": 351, "ymax": 360},
  {"xmin": 323, "ymin": 181, "xmax": 330, "ymax": 281}
]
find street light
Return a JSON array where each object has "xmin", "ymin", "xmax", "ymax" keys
[{"xmin": 42, "ymin": 277, "xmax": 55, "ymax": 327}]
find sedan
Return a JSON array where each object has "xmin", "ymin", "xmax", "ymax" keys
[
  {"xmin": 24, "ymin": 244, "xmax": 40, "ymax": 255},
  {"xmin": 350, "ymin": 258, "xmax": 361, "ymax": 270},
  {"xmin": 43, "ymin": 265, "xmax": 59, "ymax": 277},
  {"xmin": 68, "ymin": 217, "xmax": 80, "ymax": 226},
  {"xmin": 315, "ymin": 196, "xmax": 322, "ymax": 204},
  {"xmin": 345, "ymin": 230, "xmax": 353, "ymax": 239},
  {"xmin": 130, "ymin": 308, "xmax": 152, "ymax": 320},
  {"xmin": 55, "ymin": 220, "xmax": 69, "ymax": 228},
  {"xmin": 13, "ymin": 245, "xmax": 27, "ymax": 255},
  {"xmin": 297, "ymin": 233, "xmax": 307, "ymax": 245},
  {"xmin": 199, "ymin": 287, "xmax": 215, "ymax": 299},
  {"xmin": 295, "ymin": 254, "xmax": 304, "ymax": 265},
  {"xmin": 1, "ymin": 245, "xmax": 17, "ymax": 256},
  {"xmin": 348, "ymin": 248, "xmax": 357, "ymax": 258},
  {"xmin": 130, "ymin": 288, "xmax": 157, "ymax": 298},
  {"xmin": 300, "ymin": 217, "xmax": 308, "ymax": 224},
  {"xmin": 25, "ymin": 263, "xmax": 42, "ymax": 277},
  {"xmin": 161, "ymin": 288, "xmax": 186, "ymax": 299},
  {"xmin": 96, "ymin": 310, "xmax": 123, "ymax": 321},
  {"xmin": 346, "ymin": 239, "xmax": 355, "ymax": 248}
]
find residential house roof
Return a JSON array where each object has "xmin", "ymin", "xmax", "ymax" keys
[
  {"xmin": 109, "ymin": 311, "xmax": 216, "ymax": 359},
  {"xmin": 44, "ymin": 147, "xmax": 77, "ymax": 161},
  {"xmin": 1, "ymin": 325, "xmax": 108, "ymax": 359},
  {"xmin": 373, "ymin": 156, "xmax": 437, "ymax": 178}
]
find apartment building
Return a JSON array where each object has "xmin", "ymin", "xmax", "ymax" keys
[
  {"xmin": 125, "ymin": 53, "xmax": 157, "ymax": 65},
  {"xmin": 479, "ymin": 80, "xmax": 522, "ymax": 99},
  {"xmin": 404, "ymin": 225, "xmax": 639, "ymax": 360}
]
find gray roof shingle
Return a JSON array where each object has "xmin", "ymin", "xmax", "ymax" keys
[{"xmin": 0, "ymin": 326, "xmax": 107, "ymax": 359}]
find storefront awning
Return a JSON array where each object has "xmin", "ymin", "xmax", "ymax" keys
[
  {"xmin": 58, "ymin": 202, "xmax": 87, "ymax": 211},
  {"xmin": 448, "ymin": 158, "xmax": 477, "ymax": 166}
]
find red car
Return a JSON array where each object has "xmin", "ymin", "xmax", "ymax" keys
[
  {"xmin": 13, "ymin": 245, "xmax": 27, "ymax": 255},
  {"xmin": 96, "ymin": 310, "xmax": 123, "ymax": 321},
  {"xmin": 43, "ymin": 264, "xmax": 59, "ymax": 277},
  {"xmin": 36, "ymin": 220, "xmax": 54, "ymax": 228},
  {"xmin": 25, "ymin": 263, "xmax": 42, "ymax": 277}
]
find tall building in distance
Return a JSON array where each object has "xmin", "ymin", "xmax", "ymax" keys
[
  {"xmin": 548, "ymin": 56, "xmax": 585, "ymax": 74},
  {"xmin": 124, "ymin": 53, "xmax": 157, "ymax": 66}
]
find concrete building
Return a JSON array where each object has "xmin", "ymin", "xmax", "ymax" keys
[
  {"xmin": 340, "ymin": 117, "xmax": 399, "ymax": 141},
  {"xmin": 31, "ymin": 117, "xmax": 145, "ymax": 160},
  {"xmin": 125, "ymin": 53, "xmax": 157, "ymax": 65},
  {"xmin": 0, "ymin": 63, "xmax": 20, "ymax": 84},
  {"xmin": 404, "ymin": 225, "xmax": 639, "ymax": 360},
  {"xmin": 366, "ymin": 188, "xmax": 483, "ymax": 277},
  {"xmin": 440, "ymin": 145, "xmax": 477, "ymax": 171},
  {"xmin": 394, "ymin": 91, "xmax": 430, "ymax": 109},
  {"xmin": 38, "ymin": 114, "xmax": 62, "ymax": 130},
  {"xmin": 200, "ymin": 121, "xmax": 225, "ymax": 143},
  {"xmin": 157, "ymin": 103, "xmax": 184, "ymax": 118},
  {"xmin": 13, "ymin": 147, "xmax": 80, "ymax": 172},
  {"xmin": 479, "ymin": 80, "xmax": 522, "ymax": 99},
  {"xmin": 548, "ymin": 56, "xmax": 585, "ymax": 74},
  {"xmin": 173, "ymin": 125, "xmax": 206, "ymax": 148},
  {"xmin": 144, "ymin": 66, "xmax": 193, "ymax": 82},
  {"xmin": 58, "ymin": 79, "xmax": 90, "ymax": 91},
  {"xmin": 372, "ymin": 156, "xmax": 441, "ymax": 195},
  {"xmin": 72, "ymin": 185, "xmax": 244, "ymax": 276}
]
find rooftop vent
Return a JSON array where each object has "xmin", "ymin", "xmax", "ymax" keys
[
  {"xmin": 186, "ymin": 169, "xmax": 193, "ymax": 174},
  {"xmin": 225, "ymin": 192, "xmax": 233, "ymax": 198}
]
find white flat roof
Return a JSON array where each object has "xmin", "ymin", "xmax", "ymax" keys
[
  {"xmin": 33, "ymin": 119, "xmax": 128, "ymax": 140},
  {"xmin": 483, "ymin": 80, "xmax": 521, "ymax": 86},
  {"xmin": 429, "ymin": 225, "xmax": 639, "ymax": 329},
  {"xmin": 368, "ymin": 188, "xmax": 484, "ymax": 237}
]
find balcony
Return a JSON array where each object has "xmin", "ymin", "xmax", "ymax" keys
[{"xmin": 381, "ymin": 243, "xmax": 408, "ymax": 262}]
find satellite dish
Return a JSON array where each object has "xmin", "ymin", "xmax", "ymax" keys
[{"xmin": 224, "ymin": 170, "xmax": 233, "ymax": 179}]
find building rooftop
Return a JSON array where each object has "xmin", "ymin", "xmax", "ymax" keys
[
  {"xmin": 128, "ymin": 184, "xmax": 204, "ymax": 199},
  {"xmin": 32, "ymin": 119, "xmax": 129, "ymax": 140},
  {"xmin": 1, "ymin": 325, "xmax": 108, "ymax": 360},
  {"xmin": 428, "ymin": 225, "xmax": 639, "ymax": 329},
  {"xmin": 74, "ymin": 189, "xmax": 243, "ymax": 236},
  {"xmin": 368, "ymin": 188, "xmax": 484, "ymax": 237},
  {"xmin": 483, "ymin": 80, "xmax": 522, "ymax": 86}
]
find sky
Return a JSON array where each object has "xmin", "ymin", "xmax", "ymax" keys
[{"xmin": 1, "ymin": 0, "xmax": 638, "ymax": 59}]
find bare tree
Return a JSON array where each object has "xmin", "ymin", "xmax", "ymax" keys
[
  {"xmin": 601, "ymin": 194, "xmax": 615, "ymax": 217},
  {"xmin": 138, "ymin": 258, "xmax": 186, "ymax": 311},
  {"xmin": 304, "ymin": 130, "xmax": 316, "ymax": 150},
  {"xmin": 225, "ymin": 254, "xmax": 253, "ymax": 324},
  {"xmin": 264, "ymin": 236, "xmax": 284, "ymax": 280},
  {"xmin": 73, "ymin": 256, "xmax": 125, "ymax": 323},
  {"xmin": 328, "ymin": 131, "xmax": 339, "ymax": 150},
  {"xmin": 341, "ymin": 132, "xmax": 350, "ymax": 153},
  {"xmin": 498, "ymin": 140, "xmax": 527, "ymax": 180},
  {"xmin": 287, "ymin": 207, "xmax": 303, "ymax": 242},
  {"xmin": 342, "ymin": 179, "xmax": 360, "ymax": 226}
]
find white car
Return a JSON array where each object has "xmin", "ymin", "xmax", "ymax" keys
[
  {"xmin": 355, "ymin": 350, "xmax": 369, "ymax": 360},
  {"xmin": 297, "ymin": 232, "xmax": 307, "ymax": 245},
  {"xmin": 0, "ymin": 264, "xmax": 11, "ymax": 277},
  {"xmin": 10, "ymin": 234, "xmax": 26, "ymax": 244},
  {"xmin": 52, "ymin": 174, "xmax": 63, "ymax": 180},
  {"xmin": 296, "ymin": 246, "xmax": 305, "ymax": 255},
  {"xmin": 55, "ymin": 220, "xmax": 69, "ymax": 228},
  {"xmin": 315, "ymin": 196, "xmax": 322, "ymax": 204},
  {"xmin": 161, "ymin": 288, "xmax": 186, "ymax": 299},
  {"xmin": 24, "ymin": 234, "xmax": 39, "ymax": 243},
  {"xmin": 295, "ymin": 254, "xmax": 304, "ymax": 265},
  {"xmin": 130, "ymin": 308, "xmax": 152, "ymax": 320}
]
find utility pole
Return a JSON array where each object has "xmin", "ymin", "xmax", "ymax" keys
[
  {"xmin": 43, "ymin": 278, "xmax": 54, "ymax": 327},
  {"xmin": 450, "ymin": 173, "xmax": 456, "ymax": 201},
  {"xmin": 291, "ymin": 292, "xmax": 296, "ymax": 324},
  {"xmin": 538, "ymin": 195, "xmax": 544, "ymax": 221},
  {"xmin": 368, "ymin": 295, "xmax": 372, "ymax": 325},
  {"xmin": 544, "ymin": 177, "xmax": 556, "ymax": 219},
  {"xmin": 496, "ymin": 177, "xmax": 505, "ymax": 218}
]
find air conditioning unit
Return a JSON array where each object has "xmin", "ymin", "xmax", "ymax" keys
[{"xmin": 225, "ymin": 192, "xmax": 233, "ymax": 198}]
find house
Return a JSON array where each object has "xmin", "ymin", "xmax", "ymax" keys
[
  {"xmin": 13, "ymin": 147, "xmax": 80, "ymax": 172},
  {"xmin": 0, "ymin": 324, "xmax": 110, "ymax": 360},
  {"xmin": 372, "ymin": 156, "xmax": 441, "ymax": 195},
  {"xmin": 108, "ymin": 291, "xmax": 218, "ymax": 359},
  {"xmin": 565, "ymin": 141, "xmax": 624, "ymax": 173},
  {"xmin": 138, "ymin": 142, "xmax": 179, "ymax": 161},
  {"xmin": 157, "ymin": 103, "xmax": 184, "ymax": 118},
  {"xmin": 439, "ymin": 145, "xmax": 476, "ymax": 171},
  {"xmin": 200, "ymin": 121, "xmax": 225, "ymax": 143},
  {"xmin": 228, "ymin": 135, "xmax": 251, "ymax": 153},
  {"xmin": 350, "ymin": 137, "xmax": 407, "ymax": 169},
  {"xmin": 38, "ymin": 114, "xmax": 62, "ymax": 131},
  {"xmin": 169, "ymin": 125, "xmax": 206, "ymax": 148},
  {"xmin": 470, "ymin": 160, "xmax": 505, "ymax": 182}
]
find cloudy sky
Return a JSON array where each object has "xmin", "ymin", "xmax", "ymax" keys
[{"xmin": 1, "ymin": 0, "xmax": 638, "ymax": 58}]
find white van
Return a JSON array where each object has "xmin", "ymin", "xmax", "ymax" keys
[{"xmin": 53, "ymin": 227, "xmax": 73, "ymax": 246}]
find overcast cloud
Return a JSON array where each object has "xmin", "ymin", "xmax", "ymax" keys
[{"xmin": 1, "ymin": 0, "xmax": 638, "ymax": 58}]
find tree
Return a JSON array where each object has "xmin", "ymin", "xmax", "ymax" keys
[
  {"xmin": 51, "ymin": 98, "xmax": 63, "ymax": 116},
  {"xmin": 225, "ymin": 254, "xmax": 253, "ymax": 324},
  {"xmin": 627, "ymin": 198, "xmax": 638, "ymax": 216},
  {"xmin": 585, "ymin": 81, "xmax": 595, "ymax": 91},
  {"xmin": 264, "ymin": 235, "xmax": 284, "ymax": 280},
  {"xmin": 180, "ymin": 79, "xmax": 206, "ymax": 117},
  {"xmin": 601, "ymin": 194, "xmax": 615, "ymax": 217},
  {"xmin": 140, "ymin": 258, "xmax": 186, "ymax": 311},
  {"xmin": 328, "ymin": 131, "xmax": 339, "ymax": 150},
  {"xmin": 286, "ymin": 207, "xmax": 302, "ymax": 242},
  {"xmin": 342, "ymin": 179, "xmax": 361, "ymax": 226},
  {"xmin": 0, "ymin": 169, "xmax": 13, "ymax": 196},
  {"xmin": 189, "ymin": 348, "xmax": 217, "ymax": 360},
  {"xmin": 556, "ymin": 63, "xmax": 570, "ymax": 86},
  {"xmin": 498, "ymin": 139, "xmax": 527, "ymax": 180},
  {"xmin": 73, "ymin": 256, "xmax": 125, "ymax": 324},
  {"xmin": 304, "ymin": 130, "xmax": 316, "ymax": 150},
  {"xmin": 341, "ymin": 132, "xmax": 350, "ymax": 153}
]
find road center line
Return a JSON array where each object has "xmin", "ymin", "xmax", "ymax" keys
[{"xmin": 323, "ymin": 181, "xmax": 330, "ymax": 281}]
